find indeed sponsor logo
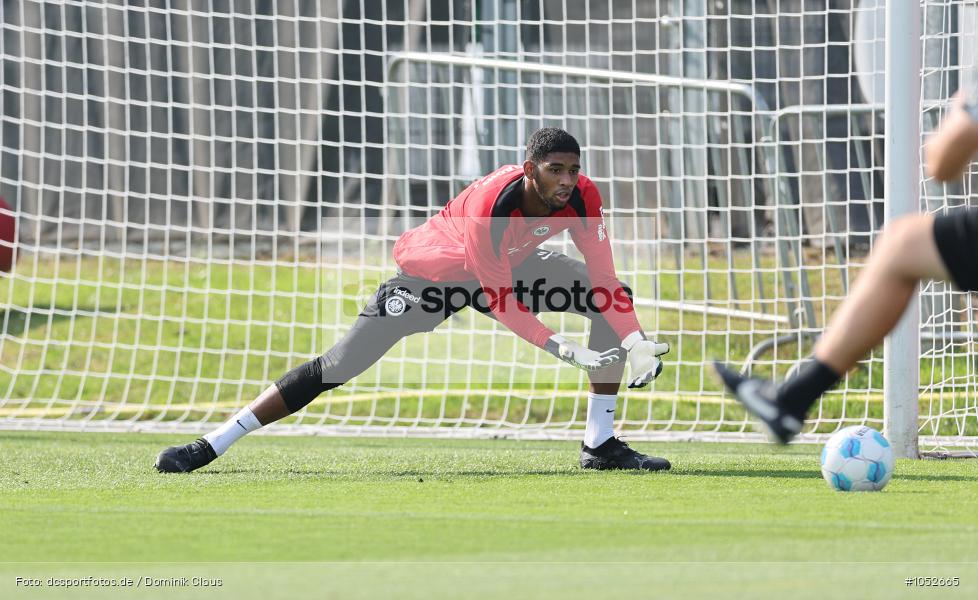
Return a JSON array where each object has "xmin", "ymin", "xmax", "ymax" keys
[{"xmin": 392, "ymin": 287, "xmax": 421, "ymax": 303}]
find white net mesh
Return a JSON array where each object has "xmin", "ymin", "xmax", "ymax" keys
[
  {"xmin": 918, "ymin": 0, "xmax": 978, "ymax": 454},
  {"xmin": 0, "ymin": 0, "xmax": 974, "ymax": 451}
]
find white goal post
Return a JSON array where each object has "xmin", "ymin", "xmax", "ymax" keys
[
  {"xmin": 882, "ymin": 3, "xmax": 921, "ymax": 459},
  {"xmin": 0, "ymin": 1, "xmax": 975, "ymax": 456}
]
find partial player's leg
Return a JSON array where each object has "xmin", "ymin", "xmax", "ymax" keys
[
  {"xmin": 715, "ymin": 212, "xmax": 965, "ymax": 443},
  {"xmin": 813, "ymin": 214, "xmax": 950, "ymax": 372},
  {"xmin": 155, "ymin": 274, "xmax": 454, "ymax": 472},
  {"xmin": 574, "ymin": 284, "xmax": 670, "ymax": 471},
  {"xmin": 513, "ymin": 250, "xmax": 670, "ymax": 471}
]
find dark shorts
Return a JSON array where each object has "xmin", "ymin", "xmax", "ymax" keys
[{"xmin": 933, "ymin": 210, "xmax": 978, "ymax": 292}]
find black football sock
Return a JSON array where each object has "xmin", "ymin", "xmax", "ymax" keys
[{"xmin": 777, "ymin": 358, "xmax": 842, "ymax": 420}]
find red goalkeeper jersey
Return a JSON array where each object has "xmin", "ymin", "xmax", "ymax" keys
[{"xmin": 392, "ymin": 165, "xmax": 642, "ymax": 349}]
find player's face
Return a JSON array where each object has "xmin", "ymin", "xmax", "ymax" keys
[{"xmin": 527, "ymin": 152, "xmax": 580, "ymax": 211}]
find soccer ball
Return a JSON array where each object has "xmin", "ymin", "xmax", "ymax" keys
[{"xmin": 820, "ymin": 426, "xmax": 894, "ymax": 492}]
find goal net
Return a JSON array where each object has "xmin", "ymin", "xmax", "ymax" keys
[
  {"xmin": 0, "ymin": 1, "xmax": 975, "ymax": 453},
  {"xmin": 918, "ymin": 1, "xmax": 978, "ymax": 455}
]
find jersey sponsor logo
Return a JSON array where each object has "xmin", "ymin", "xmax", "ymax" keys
[
  {"xmin": 392, "ymin": 287, "xmax": 421, "ymax": 303},
  {"xmin": 384, "ymin": 296, "xmax": 407, "ymax": 316},
  {"xmin": 532, "ymin": 225, "xmax": 550, "ymax": 236},
  {"xmin": 597, "ymin": 223, "xmax": 606, "ymax": 242}
]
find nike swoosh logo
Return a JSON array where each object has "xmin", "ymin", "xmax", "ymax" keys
[
  {"xmin": 605, "ymin": 409, "xmax": 615, "ymax": 413},
  {"xmin": 737, "ymin": 381, "xmax": 777, "ymax": 420},
  {"xmin": 236, "ymin": 419, "xmax": 247, "ymax": 431}
]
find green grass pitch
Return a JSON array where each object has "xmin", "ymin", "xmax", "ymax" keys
[{"xmin": 2, "ymin": 431, "xmax": 977, "ymax": 599}]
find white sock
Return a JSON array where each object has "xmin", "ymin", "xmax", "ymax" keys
[
  {"xmin": 584, "ymin": 393, "xmax": 617, "ymax": 448},
  {"xmin": 203, "ymin": 407, "xmax": 262, "ymax": 456}
]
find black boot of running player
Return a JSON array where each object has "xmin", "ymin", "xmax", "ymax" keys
[
  {"xmin": 580, "ymin": 437, "xmax": 671, "ymax": 471},
  {"xmin": 712, "ymin": 361, "xmax": 803, "ymax": 445},
  {"xmin": 155, "ymin": 438, "xmax": 218, "ymax": 473}
]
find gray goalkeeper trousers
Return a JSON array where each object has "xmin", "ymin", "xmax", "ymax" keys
[{"xmin": 274, "ymin": 249, "xmax": 632, "ymax": 412}]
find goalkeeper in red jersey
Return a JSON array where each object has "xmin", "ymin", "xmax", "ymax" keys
[{"xmin": 156, "ymin": 128, "xmax": 671, "ymax": 473}]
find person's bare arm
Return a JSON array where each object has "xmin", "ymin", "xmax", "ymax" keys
[{"xmin": 924, "ymin": 91, "xmax": 978, "ymax": 182}]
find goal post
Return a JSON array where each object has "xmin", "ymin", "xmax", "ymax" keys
[
  {"xmin": 0, "ymin": 2, "xmax": 975, "ymax": 454},
  {"xmin": 882, "ymin": 1, "xmax": 922, "ymax": 459}
]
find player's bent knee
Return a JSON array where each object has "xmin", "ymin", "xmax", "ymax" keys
[
  {"xmin": 274, "ymin": 358, "xmax": 339, "ymax": 413},
  {"xmin": 875, "ymin": 214, "xmax": 937, "ymax": 277},
  {"xmin": 884, "ymin": 214, "xmax": 931, "ymax": 244}
]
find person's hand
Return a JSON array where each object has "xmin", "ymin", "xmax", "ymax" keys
[
  {"xmin": 545, "ymin": 335, "xmax": 622, "ymax": 371},
  {"xmin": 622, "ymin": 334, "xmax": 669, "ymax": 388}
]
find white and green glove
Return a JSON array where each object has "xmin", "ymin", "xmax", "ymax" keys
[
  {"xmin": 621, "ymin": 331, "xmax": 670, "ymax": 388},
  {"xmin": 545, "ymin": 334, "xmax": 622, "ymax": 371}
]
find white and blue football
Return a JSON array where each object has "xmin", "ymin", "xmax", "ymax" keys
[{"xmin": 820, "ymin": 426, "xmax": 894, "ymax": 492}]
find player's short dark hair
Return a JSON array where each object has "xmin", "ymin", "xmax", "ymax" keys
[{"xmin": 526, "ymin": 128, "xmax": 580, "ymax": 163}]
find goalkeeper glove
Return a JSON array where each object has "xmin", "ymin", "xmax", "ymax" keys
[
  {"xmin": 545, "ymin": 334, "xmax": 622, "ymax": 371},
  {"xmin": 621, "ymin": 332, "xmax": 670, "ymax": 388}
]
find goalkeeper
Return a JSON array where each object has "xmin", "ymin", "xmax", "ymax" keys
[
  {"xmin": 157, "ymin": 128, "xmax": 671, "ymax": 472},
  {"xmin": 715, "ymin": 83, "xmax": 978, "ymax": 444}
]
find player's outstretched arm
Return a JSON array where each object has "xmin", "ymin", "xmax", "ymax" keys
[
  {"xmin": 565, "ymin": 179, "xmax": 670, "ymax": 388},
  {"xmin": 925, "ymin": 91, "xmax": 978, "ymax": 182}
]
